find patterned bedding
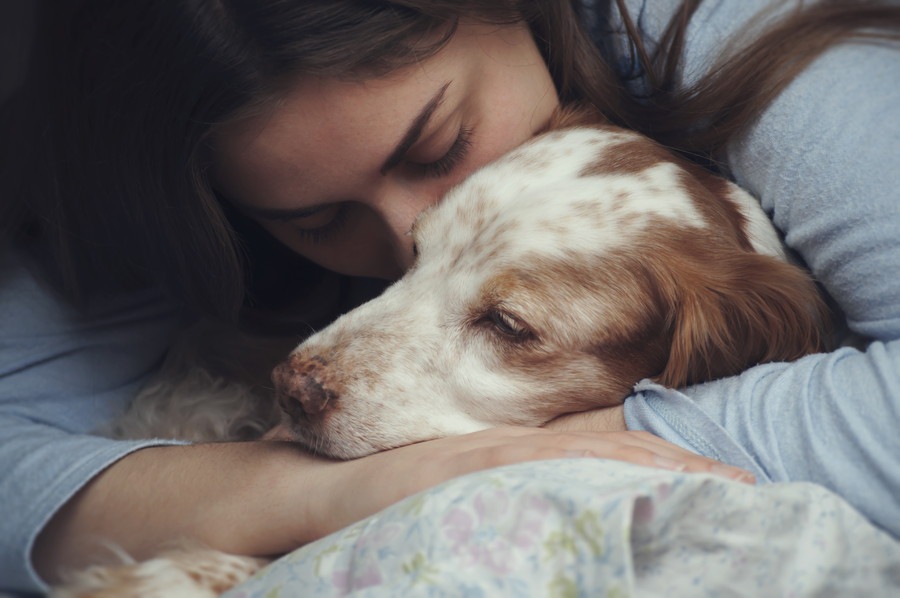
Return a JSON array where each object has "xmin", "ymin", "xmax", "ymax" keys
[{"xmin": 224, "ymin": 459, "xmax": 900, "ymax": 597}]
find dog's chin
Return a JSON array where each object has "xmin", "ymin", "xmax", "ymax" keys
[
  {"xmin": 278, "ymin": 402, "xmax": 501, "ymax": 459},
  {"xmin": 285, "ymin": 424, "xmax": 420, "ymax": 460},
  {"xmin": 287, "ymin": 429, "xmax": 369, "ymax": 460},
  {"xmin": 285, "ymin": 414, "xmax": 500, "ymax": 459}
]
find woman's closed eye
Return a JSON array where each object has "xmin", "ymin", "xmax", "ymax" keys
[
  {"xmin": 276, "ymin": 204, "xmax": 350, "ymax": 244},
  {"xmin": 261, "ymin": 125, "xmax": 476, "ymax": 245},
  {"xmin": 409, "ymin": 126, "xmax": 473, "ymax": 178}
]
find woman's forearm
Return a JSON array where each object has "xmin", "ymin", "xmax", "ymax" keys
[
  {"xmin": 32, "ymin": 441, "xmax": 329, "ymax": 583},
  {"xmin": 32, "ymin": 423, "xmax": 755, "ymax": 585}
]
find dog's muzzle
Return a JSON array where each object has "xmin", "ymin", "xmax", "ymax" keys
[{"xmin": 272, "ymin": 356, "xmax": 338, "ymax": 424}]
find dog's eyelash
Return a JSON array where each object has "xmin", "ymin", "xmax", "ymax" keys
[
  {"xmin": 486, "ymin": 308, "xmax": 533, "ymax": 341},
  {"xmin": 292, "ymin": 205, "xmax": 349, "ymax": 244},
  {"xmin": 414, "ymin": 126, "xmax": 473, "ymax": 178}
]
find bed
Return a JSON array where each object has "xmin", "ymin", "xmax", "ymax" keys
[{"xmin": 223, "ymin": 458, "xmax": 900, "ymax": 597}]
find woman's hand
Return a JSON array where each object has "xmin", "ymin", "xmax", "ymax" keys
[{"xmin": 298, "ymin": 425, "xmax": 755, "ymax": 543}]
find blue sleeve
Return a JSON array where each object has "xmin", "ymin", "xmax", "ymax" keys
[
  {"xmin": 0, "ymin": 247, "xmax": 186, "ymax": 593},
  {"xmin": 613, "ymin": 0, "xmax": 900, "ymax": 538}
]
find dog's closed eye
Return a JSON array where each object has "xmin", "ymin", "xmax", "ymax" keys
[{"xmin": 479, "ymin": 308, "xmax": 535, "ymax": 342}]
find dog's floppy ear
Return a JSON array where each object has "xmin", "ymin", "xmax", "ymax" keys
[{"xmin": 652, "ymin": 248, "xmax": 832, "ymax": 389}]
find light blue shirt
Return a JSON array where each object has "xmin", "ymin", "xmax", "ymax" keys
[
  {"xmin": 601, "ymin": 0, "xmax": 900, "ymax": 538},
  {"xmin": 0, "ymin": 249, "xmax": 185, "ymax": 593},
  {"xmin": 2, "ymin": 0, "xmax": 898, "ymax": 593}
]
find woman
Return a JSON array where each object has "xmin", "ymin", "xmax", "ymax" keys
[{"xmin": 1, "ymin": 0, "xmax": 897, "ymax": 593}]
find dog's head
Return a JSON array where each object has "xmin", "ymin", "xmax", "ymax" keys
[{"xmin": 272, "ymin": 120, "xmax": 831, "ymax": 459}]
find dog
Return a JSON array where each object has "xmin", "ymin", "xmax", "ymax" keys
[
  {"xmin": 55, "ymin": 109, "xmax": 831, "ymax": 596},
  {"xmin": 270, "ymin": 109, "xmax": 831, "ymax": 459}
]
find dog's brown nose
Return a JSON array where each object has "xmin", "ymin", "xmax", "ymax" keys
[{"xmin": 272, "ymin": 358, "xmax": 338, "ymax": 420}]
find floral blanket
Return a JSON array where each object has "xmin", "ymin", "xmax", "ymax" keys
[{"xmin": 224, "ymin": 459, "xmax": 900, "ymax": 597}]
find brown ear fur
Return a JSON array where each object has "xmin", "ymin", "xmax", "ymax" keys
[{"xmin": 652, "ymin": 248, "xmax": 832, "ymax": 389}]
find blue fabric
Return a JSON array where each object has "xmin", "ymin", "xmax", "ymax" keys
[
  {"xmin": 603, "ymin": 0, "xmax": 900, "ymax": 538},
  {"xmin": 0, "ymin": 248, "xmax": 186, "ymax": 593}
]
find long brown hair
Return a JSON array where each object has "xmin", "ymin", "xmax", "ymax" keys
[{"xmin": 2, "ymin": 0, "xmax": 898, "ymax": 321}]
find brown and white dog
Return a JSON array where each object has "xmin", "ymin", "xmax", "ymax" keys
[
  {"xmin": 270, "ymin": 110, "xmax": 830, "ymax": 459},
  {"xmin": 58, "ymin": 110, "xmax": 830, "ymax": 597}
]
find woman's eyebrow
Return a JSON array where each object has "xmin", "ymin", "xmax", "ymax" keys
[
  {"xmin": 230, "ymin": 81, "xmax": 454, "ymax": 221},
  {"xmin": 379, "ymin": 81, "xmax": 452, "ymax": 176}
]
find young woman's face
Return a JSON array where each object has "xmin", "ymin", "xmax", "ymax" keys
[{"xmin": 214, "ymin": 22, "xmax": 559, "ymax": 279}]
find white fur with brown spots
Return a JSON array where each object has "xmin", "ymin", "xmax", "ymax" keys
[{"xmin": 273, "ymin": 119, "xmax": 830, "ymax": 459}]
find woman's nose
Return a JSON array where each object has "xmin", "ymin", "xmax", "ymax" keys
[{"xmin": 370, "ymin": 181, "xmax": 440, "ymax": 270}]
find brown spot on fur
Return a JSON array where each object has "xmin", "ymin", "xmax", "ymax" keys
[
  {"xmin": 466, "ymin": 212, "xmax": 830, "ymax": 422},
  {"xmin": 579, "ymin": 135, "xmax": 669, "ymax": 178},
  {"xmin": 672, "ymin": 160, "xmax": 756, "ymax": 252},
  {"xmin": 469, "ymin": 256, "xmax": 671, "ymax": 421},
  {"xmin": 563, "ymin": 112, "xmax": 757, "ymax": 254}
]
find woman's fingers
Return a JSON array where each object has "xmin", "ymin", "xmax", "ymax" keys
[
  {"xmin": 542, "ymin": 416, "xmax": 757, "ymax": 483},
  {"xmin": 372, "ymin": 427, "xmax": 755, "ymax": 492},
  {"xmin": 313, "ymin": 426, "xmax": 756, "ymax": 540},
  {"xmin": 479, "ymin": 428, "xmax": 756, "ymax": 483}
]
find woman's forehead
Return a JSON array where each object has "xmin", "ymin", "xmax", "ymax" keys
[
  {"xmin": 219, "ymin": 20, "xmax": 536, "ymax": 135},
  {"xmin": 212, "ymin": 22, "xmax": 539, "ymax": 197},
  {"xmin": 212, "ymin": 70, "xmax": 459, "ymax": 200}
]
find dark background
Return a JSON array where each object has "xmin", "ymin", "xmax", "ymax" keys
[{"xmin": 1, "ymin": 1, "xmax": 35, "ymax": 106}]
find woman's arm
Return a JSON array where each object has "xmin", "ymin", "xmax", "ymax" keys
[
  {"xmin": 32, "ymin": 426, "xmax": 754, "ymax": 585},
  {"xmin": 0, "ymin": 246, "xmax": 186, "ymax": 591},
  {"xmin": 31, "ymin": 442, "xmax": 324, "ymax": 578},
  {"xmin": 571, "ymin": 0, "xmax": 900, "ymax": 536}
]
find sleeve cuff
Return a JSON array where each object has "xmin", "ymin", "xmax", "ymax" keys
[{"xmin": 624, "ymin": 379, "xmax": 770, "ymax": 483}]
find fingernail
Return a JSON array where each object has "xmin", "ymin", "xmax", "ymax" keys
[
  {"xmin": 712, "ymin": 464, "xmax": 754, "ymax": 482},
  {"xmin": 652, "ymin": 455, "xmax": 688, "ymax": 472}
]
